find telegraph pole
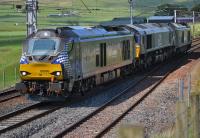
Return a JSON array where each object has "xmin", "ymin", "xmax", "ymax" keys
[
  {"xmin": 26, "ymin": 0, "xmax": 38, "ymax": 36},
  {"xmin": 128, "ymin": 0, "xmax": 135, "ymax": 25},
  {"xmin": 174, "ymin": 10, "xmax": 177, "ymax": 23}
]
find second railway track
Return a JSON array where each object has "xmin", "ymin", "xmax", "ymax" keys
[
  {"xmin": 0, "ymin": 89, "xmax": 21, "ymax": 103},
  {"xmin": 0, "ymin": 102, "xmax": 62, "ymax": 134}
]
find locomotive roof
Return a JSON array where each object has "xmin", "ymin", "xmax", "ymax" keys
[
  {"xmin": 148, "ymin": 16, "xmax": 174, "ymax": 23},
  {"xmin": 57, "ymin": 26, "xmax": 131, "ymax": 40},
  {"xmin": 126, "ymin": 23, "xmax": 172, "ymax": 35},
  {"xmin": 170, "ymin": 23, "xmax": 190, "ymax": 30},
  {"xmin": 100, "ymin": 17, "xmax": 146, "ymax": 26}
]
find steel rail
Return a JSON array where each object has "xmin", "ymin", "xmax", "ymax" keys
[
  {"xmin": 0, "ymin": 102, "xmax": 61, "ymax": 134},
  {"xmin": 192, "ymin": 37, "xmax": 200, "ymax": 42},
  {"xmin": 0, "ymin": 90, "xmax": 21, "ymax": 103}
]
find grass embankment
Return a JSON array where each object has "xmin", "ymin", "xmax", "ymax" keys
[
  {"xmin": 0, "ymin": 31, "xmax": 25, "ymax": 89},
  {"xmin": 190, "ymin": 23, "xmax": 200, "ymax": 38},
  {"xmin": 190, "ymin": 61, "xmax": 200, "ymax": 93}
]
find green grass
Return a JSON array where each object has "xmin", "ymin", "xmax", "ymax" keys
[
  {"xmin": 0, "ymin": 0, "xmax": 199, "ymax": 89},
  {"xmin": 190, "ymin": 23, "xmax": 200, "ymax": 38},
  {"xmin": 0, "ymin": 32, "xmax": 24, "ymax": 89},
  {"xmin": 191, "ymin": 63, "xmax": 200, "ymax": 94},
  {"xmin": 151, "ymin": 126, "xmax": 175, "ymax": 138}
]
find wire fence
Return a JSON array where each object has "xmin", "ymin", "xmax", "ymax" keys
[
  {"xmin": 0, "ymin": 65, "xmax": 20, "ymax": 90},
  {"xmin": 175, "ymin": 74, "xmax": 200, "ymax": 138}
]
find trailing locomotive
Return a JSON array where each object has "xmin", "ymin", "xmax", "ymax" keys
[
  {"xmin": 123, "ymin": 23, "xmax": 191, "ymax": 68},
  {"xmin": 16, "ymin": 23, "xmax": 192, "ymax": 101}
]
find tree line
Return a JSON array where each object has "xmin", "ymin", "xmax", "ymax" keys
[{"xmin": 155, "ymin": 3, "xmax": 200, "ymax": 16}]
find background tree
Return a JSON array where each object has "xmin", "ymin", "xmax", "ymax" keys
[
  {"xmin": 155, "ymin": 4, "xmax": 188, "ymax": 16},
  {"xmin": 191, "ymin": 4, "xmax": 200, "ymax": 12}
]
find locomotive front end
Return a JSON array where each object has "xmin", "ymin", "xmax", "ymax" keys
[{"xmin": 16, "ymin": 30, "xmax": 70, "ymax": 99}]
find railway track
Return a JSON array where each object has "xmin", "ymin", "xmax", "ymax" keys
[
  {"xmin": 193, "ymin": 37, "xmax": 200, "ymax": 42},
  {"xmin": 192, "ymin": 38, "xmax": 200, "ymax": 47},
  {"xmin": 53, "ymin": 42, "xmax": 200, "ymax": 138},
  {"xmin": 192, "ymin": 40, "xmax": 200, "ymax": 46},
  {"xmin": 0, "ymin": 102, "xmax": 62, "ymax": 134},
  {"xmin": 0, "ymin": 89, "xmax": 21, "ymax": 103}
]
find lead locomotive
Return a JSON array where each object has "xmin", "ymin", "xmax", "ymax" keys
[{"xmin": 16, "ymin": 23, "xmax": 191, "ymax": 101}]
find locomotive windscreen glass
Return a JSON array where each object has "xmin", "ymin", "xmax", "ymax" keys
[
  {"xmin": 33, "ymin": 40, "xmax": 56, "ymax": 51},
  {"xmin": 27, "ymin": 38, "xmax": 60, "ymax": 56}
]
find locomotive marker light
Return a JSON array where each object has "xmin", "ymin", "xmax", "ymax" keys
[{"xmin": 135, "ymin": 44, "xmax": 140, "ymax": 59}]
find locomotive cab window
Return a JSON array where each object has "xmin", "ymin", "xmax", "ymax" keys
[
  {"xmin": 96, "ymin": 55, "xmax": 100, "ymax": 67},
  {"xmin": 100, "ymin": 43, "xmax": 107, "ymax": 67},
  {"xmin": 122, "ymin": 40, "xmax": 130, "ymax": 60},
  {"xmin": 188, "ymin": 31, "xmax": 191, "ymax": 41},
  {"xmin": 181, "ymin": 32, "xmax": 184, "ymax": 43},
  {"xmin": 142, "ymin": 36, "xmax": 145, "ymax": 45},
  {"xmin": 26, "ymin": 38, "xmax": 60, "ymax": 56},
  {"xmin": 147, "ymin": 35, "xmax": 152, "ymax": 49}
]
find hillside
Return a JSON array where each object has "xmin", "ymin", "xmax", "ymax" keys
[
  {"xmin": 0, "ymin": 0, "xmax": 198, "ymax": 28},
  {"xmin": 0, "ymin": 0, "xmax": 198, "ymax": 12}
]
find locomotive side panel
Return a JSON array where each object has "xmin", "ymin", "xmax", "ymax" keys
[
  {"xmin": 80, "ymin": 35, "xmax": 134, "ymax": 79},
  {"xmin": 146, "ymin": 31, "xmax": 172, "ymax": 53}
]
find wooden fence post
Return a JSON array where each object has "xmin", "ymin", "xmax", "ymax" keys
[
  {"xmin": 3, "ymin": 70, "xmax": 5, "ymax": 89},
  {"xmin": 176, "ymin": 101, "xmax": 188, "ymax": 138},
  {"xmin": 191, "ymin": 94, "xmax": 200, "ymax": 138},
  {"xmin": 118, "ymin": 124, "xmax": 144, "ymax": 138}
]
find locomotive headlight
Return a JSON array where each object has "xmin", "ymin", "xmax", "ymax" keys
[
  {"xmin": 22, "ymin": 72, "xmax": 27, "ymax": 76},
  {"xmin": 51, "ymin": 71, "xmax": 62, "ymax": 77},
  {"xmin": 56, "ymin": 71, "xmax": 61, "ymax": 76},
  {"xmin": 20, "ymin": 71, "xmax": 30, "ymax": 76}
]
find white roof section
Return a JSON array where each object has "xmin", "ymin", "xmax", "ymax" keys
[
  {"xmin": 127, "ymin": 23, "xmax": 172, "ymax": 35},
  {"xmin": 171, "ymin": 23, "xmax": 190, "ymax": 30},
  {"xmin": 148, "ymin": 16, "xmax": 174, "ymax": 20},
  {"xmin": 58, "ymin": 26, "xmax": 131, "ymax": 39}
]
